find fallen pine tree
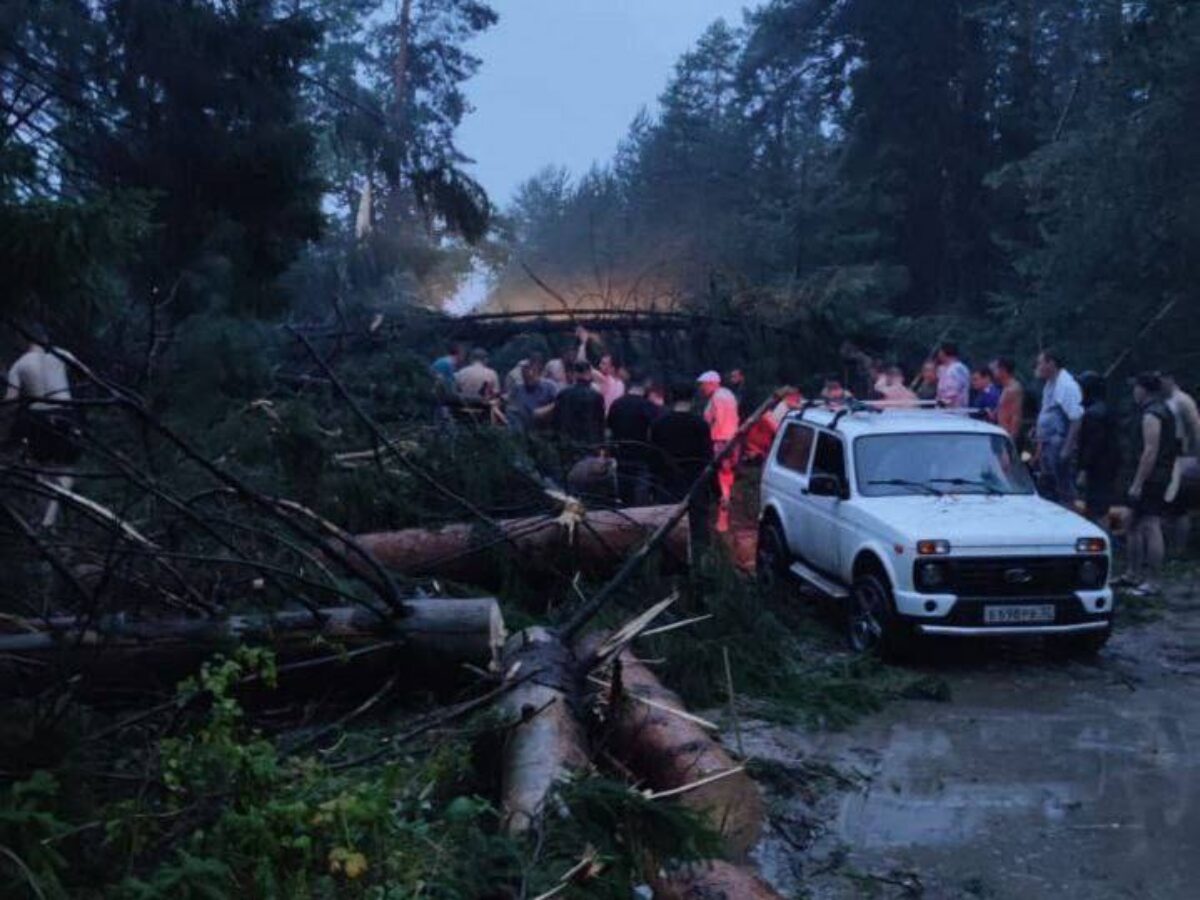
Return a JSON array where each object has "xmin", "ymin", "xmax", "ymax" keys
[
  {"xmin": 348, "ymin": 503, "xmax": 691, "ymax": 586},
  {"xmin": 0, "ymin": 598, "xmax": 505, "ymax": 696},
  {"xmin": 496, "ymin": 626, "xmax": 589, "ymax": 832},
  {"xmin": 579, "ymin": 635, "xmax": 766, "ymax": 860},
  {"xmin": 0, "ymin": 330, "xmax": 795, "ymax": 895}
]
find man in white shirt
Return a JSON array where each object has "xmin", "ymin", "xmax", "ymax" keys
[
  {"xmin": 1033, "ymin": 349, "xmax": 1084, "ymax": 505},
  {"xmin": 453, "ymin": 348, "xmax": 500, "ymax": 400},
  {"xmin": 935, "ymin": 342, "xmax": 971, "ymax": 408},
  {"xmin": 6, "ymin": 325, "xmax": 79, "ymax": 527},
  {"xmin": 698, "ymin": 370, "xmax": 739, "ymax": 532}
]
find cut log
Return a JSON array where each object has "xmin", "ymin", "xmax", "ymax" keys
[
  {"xmin": 0, "ymin": 599, "xmax": 505, "ymax": 697},
  {"xmin": 497, "ymin": 626, "xmax": 589, "ymax": 833},
  {"xmin": 650, "ymin": 860, "xmax": 784, "ymax": 900},
  {"xmin": 580, "ymin": 636, "xmax": 765, "ymax": 860},
  {"xmin": 350, "ymin": 504, "xmax": 690, "ymax": 587}
]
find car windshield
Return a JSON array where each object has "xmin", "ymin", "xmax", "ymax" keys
[{"xmin": 855, "ymin": 432, "xmax": 1035, "ymax": 497}]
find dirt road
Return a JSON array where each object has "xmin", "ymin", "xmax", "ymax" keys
[{"xmin": 743, "ymin": 575, "xmax": 1200, "ymax": 899}]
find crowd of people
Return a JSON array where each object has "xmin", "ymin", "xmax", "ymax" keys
[
  {"xmin": 430, "ymin": 327, "xmax": 775, "ymax": 534},
  {"xmin": 431, "ymin": 334, "xmax": 1200, "ymax": 588},
  {"xmin": 0, "ymin": 320, "xmax": 1195, "ymax": 598}
]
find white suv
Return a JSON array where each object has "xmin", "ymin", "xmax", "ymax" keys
[{"xmin": 757, "ymin": 404, "xmax": 1114, "ymax": 657}]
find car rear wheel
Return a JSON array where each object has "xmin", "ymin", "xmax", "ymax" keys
[
  {"xmin": 756, "ymin": 519, "xmax": 789, "ymax": 594},
  {"xmin": 848, "ymin": 572, "xmax": 912, "ymax": 661}
]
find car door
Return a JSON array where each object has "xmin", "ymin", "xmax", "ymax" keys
[
  {"xmin": 805, "ymin": 430, "xmax": 849, "ymax": 575},
  {"xmin": 770, "ymin": 422, "xmax": 816, "ymax": 557}
]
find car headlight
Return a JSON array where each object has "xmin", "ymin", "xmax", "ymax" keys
[
  {"xmin": 1076, "ymin": 537, "xmax": 1107, "ymax": 554},
  {"xmin": 917, "ymin": 539, "xmax": 952, "ymax": 556},
  {"xmin": 1078, "ymin": 559, "xmax": 1105, "ymax": 589},
  {"xmin": 915, "ymin": 561, "xmax": 948, "ymax": 590}
]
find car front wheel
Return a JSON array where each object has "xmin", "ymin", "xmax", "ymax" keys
[
  {"xmin": 848, "ymin": 572, "xmax": 912, "ymax": 660},
  {"xmin": 756, "ymin": 519, "xmax": 789, "ymax": 594}
]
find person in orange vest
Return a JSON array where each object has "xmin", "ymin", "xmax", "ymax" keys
[{"xmin": 744, "ymin": 388, "xmax": 804, "ymax": 463}]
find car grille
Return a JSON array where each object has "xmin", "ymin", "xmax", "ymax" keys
[{"xmin": 936, "ymin": 556, "xmax": 1106, "ymax": 597}]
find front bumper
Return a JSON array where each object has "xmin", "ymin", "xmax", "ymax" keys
[
  {"xmin": 918, "ymin": 621, "xmax": 1109, "ymax": 637},
  {"xmin": 893, "ymin": 587, "xmax": 1114, "ymax": 637}
]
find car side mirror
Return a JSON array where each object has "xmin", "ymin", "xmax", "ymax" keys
[{"xmin": 809, "ymin": 473, "xmax": 846, "ymax": 499}]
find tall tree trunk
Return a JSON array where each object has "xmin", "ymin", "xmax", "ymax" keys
[{"xmin": 393, "ymin": 0, "xmax": 413, "ymax": 131}]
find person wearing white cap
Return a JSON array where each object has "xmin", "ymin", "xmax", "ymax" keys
[{"xmin": 698, "ymin": 370, "xmax": 740, "ymax": 532}]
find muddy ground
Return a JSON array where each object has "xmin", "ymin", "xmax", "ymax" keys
[{"xmin": 737, "ymin": 570, "xmax": 1200, "ymax": 899}]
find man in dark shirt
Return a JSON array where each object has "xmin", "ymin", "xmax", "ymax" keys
[
  {"xmin": 1078, "ymin": 371, "xmax": 1121, "ymax": 521},
  {"xmin": 1121, "ymin": 373, "xmax": 1179, "ymax": 596},
  {"xmin": 607, "ymin": 377, "xmax": 661, "ymax": 506},
  {"xmin": 507, "ymin": 359, "xmax": 558, "ymax": 433},
  {"xmin": 970, "ymin": 367, "xmax": 1001, "ymax": 419},
  {"xmin": 650, "ymin": 382, "xmax": 715, "ymax": 545},
  {"xmin": 553, "ymin": 361, "xmax": 606, "ymax": 451}
]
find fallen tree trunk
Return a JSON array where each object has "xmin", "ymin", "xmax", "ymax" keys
[
  {"xmin": 582, "ymin": 638, "xmax": 765, "ymax": 860},
  {"xmin": 650, "ymin": 860, "xmax": 784, "ymax": 900},
  {"xmin": 0, "ymin": 599, "xmax": 505, "ymax": 696},
  {"xmin": 350, "ymin": 504, "xmax": 690, "ymax": 587},
  {"xmin": 496, "ymin": 626, "xmax": 589, "ymax": 832}
]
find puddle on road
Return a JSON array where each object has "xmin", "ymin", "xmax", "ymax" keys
[{"xmin": 746, "ymin": 618, "xmax": 1200, "ymax": 899}]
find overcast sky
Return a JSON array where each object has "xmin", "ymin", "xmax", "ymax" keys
[{"xmin": 457, "ymin": 0, "xmax": 748, "ymax": 209}]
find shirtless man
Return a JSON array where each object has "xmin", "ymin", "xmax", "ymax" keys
[
  {"xmin": 990, "ymin": 357, "xmax": 1025, "ymax": 448},
  {"xmin": 1162, "ymin": 370, "xmax": 1200, "ymax": 550},
  {"xmin": 6, "ymin": 325, "xmax": 79, "ymax": 527}
]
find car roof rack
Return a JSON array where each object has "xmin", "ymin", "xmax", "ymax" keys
[{"xmin": 788, "ymin": 399, "xmax": 981, "ymax": 431}]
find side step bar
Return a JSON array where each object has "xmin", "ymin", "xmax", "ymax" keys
[{"xmin": 789, "ymin": 561, "xmax": 850, "ymax": 599}]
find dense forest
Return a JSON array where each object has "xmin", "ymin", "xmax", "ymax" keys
[
  {"xmin": 1, "ymin": 1, "xmax": 1197, "ymax": 897},
  {"xmin": 4, "ymin": 1, "xmax": 1197, "ymax": 383},
  {"xmin": 500, "ymin": 0, "xmax": 1200, "ymax": 379}
]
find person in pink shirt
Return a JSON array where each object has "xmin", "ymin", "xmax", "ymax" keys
[
  {"xmin": 698, "ymin": 370, "xmax": 740, "ymax": 532},
  {"xmin": 593, "ymin": 352, "xmax": 626, "ymax": 413}
]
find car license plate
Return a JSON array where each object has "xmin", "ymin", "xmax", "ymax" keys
[{"xmin": 984, "ymin": 604, "xmax": 1056, "ymax": 625}]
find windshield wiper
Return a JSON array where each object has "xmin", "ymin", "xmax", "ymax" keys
[
  {"xmin": 868, "ymin": 479, "xmax": 944, "ymax": 497},
  {"xmin": 928, "ymin": 477, "xmax": 1004, "ymax": 496}
]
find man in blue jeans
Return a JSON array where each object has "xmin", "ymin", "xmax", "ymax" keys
[{"xmin": 1034, "ymin": 349, "xmax": 1084, "ymax": 505}]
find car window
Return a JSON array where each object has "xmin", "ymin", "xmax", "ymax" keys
[
  {"xmin": 854, "ymin": 432, "xmax": 1035, "ymax": 496},
  {"xmin": 811, "ymin": 432, "xmax": 846, "ymax": 481},
  {"xmin": 777, "ymin": 423, "xmax": 815, "ymax": 473}
]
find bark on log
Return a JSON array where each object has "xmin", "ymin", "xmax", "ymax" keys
[
  {"xmin": 350, "ymin": 504, "xmax": 690, "ymax": 587},
  {"xmin": 0, "ymin": 599, "xmax": 505, "ymax": 696},
  {"xmin": 650, "ymin": 860, "xmax": 784, "ymax": 900},
  {"xmin": 581, "ymin": 638, "xmax": 765, "ymax": 859},
  {"xmin": 497, "ymin": 626, "xmax": 589, "ymax": 833}
]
